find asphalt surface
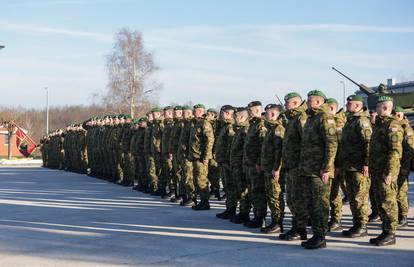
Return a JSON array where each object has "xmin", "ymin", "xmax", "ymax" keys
[{"xmin": 0, "ymin": 167, "xmax": 413, "ymax": 266}]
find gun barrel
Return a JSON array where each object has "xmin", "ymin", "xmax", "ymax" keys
[{"xmin": 331, "ymin": 67, "xmax": 361, "ymax": 87}]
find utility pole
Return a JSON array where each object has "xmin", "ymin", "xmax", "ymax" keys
[{"xmin": 45, "ymin": 87, "xmax": 49, "ymax": 134}]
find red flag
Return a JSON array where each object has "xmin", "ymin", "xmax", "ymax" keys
[{"xmin": 15, "ymin": 127, "xmax": 37, "ymax": 157}]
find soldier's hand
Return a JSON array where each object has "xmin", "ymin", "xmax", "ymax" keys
[
  {"xmin": 383, "ymin": 175, "xmax": 392, "ymax": 185},
  {"xmin": 202, "ymin": 159, "xmax": 209, "ymax": 166},
  {"xmin": 362, "ymin": 165, "xmax": 369, "ymax": 177},
  {"xmin": 320, "ymin": 170, "xmax": 330, "ymax": 184},
  {"xmin": 272, "ymin": 170, "xmax": 280, "ymax": 182}
]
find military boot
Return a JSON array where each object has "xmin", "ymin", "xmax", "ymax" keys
[
  {"xmin": 281, "ymin": 227, "xmax": 307, "ymax": 241},
  {"xmin": 192, "ymin": 200, "xmax": 210, "ymax": 211},
  {"xmin": 342, "ymin": 224, "xmax": 368, "ymax": 238},
  {"xmin": 231, "ymin": 213, "xmax": 250, "ymax": 224},
  {"xmin": 328, "ymin": 220, "xmax": 343, "ymax": 232},
  {"xmin": 375, "ymin": 232, "xmax": 396, "ymax": 246},
  {"xmin": 368, "ymin": 212, "xmax": 381, "ymax": 223},
  {"xmin": 244, "ymin": 217, "xmax": 265, "ymax": 228},
  {"xmin": 398, "ymin": 215, "xmax": 408, "ymax": 228},
  {"xmin": 216, "ymin": 209, "xmax": 236, "ymax": 220},
  {"xmin": 303, "ymin": 235, "xmax": 326, "ymax": 249},
  {"xmin": 369, "ymin": 230, "xmax": 388, "ymax": 244},
  {"xmin": 261, "ymin": 221, "xmax": 282, "ymax": 234}
]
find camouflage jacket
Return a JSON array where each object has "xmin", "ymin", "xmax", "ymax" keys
[
  {"xmin": 299, "ymin": 104, "xmax": 338, "ymax": 177},
  {"xmin": 281, "ymin": 101, "xmax": 308, "ymax": 170},
  {"xmin": 229, "ymin": 120, "xmax": 249, "ymax": 166},
  {"xmin": 143, "ymin": 122, "xmax": 153, "ymax": 155},
  {"xmin": 121, "ymin": 124, "xmax": 133, "ymax": 153},
  {"xmin": 261, "ymin": 118, "xmax": 285, "ymax": 173},
  {"xmin": 161, "ymin": 118, "xmax": 174, "ymax": 156},
  {"xmin": 339, "ymin": 109, "xmax": 372, "ymax": 171},
  {"xmin": 177, "ymin": 118, "xmax": 195, "ymax": 161},
  {"xmin": 399, "ymin": 118, "xmax": 414, "ymax": 173},
  {"xmin": 214, "ymin": 118, "xmax": 235, "ymax": 164},
  {"xmin": 369, "ymin": 115, "xmax": 403, "ymax": 178},
  {"xmin": 168, "ymin": 118, "xmax": 184, "ymax": 155},
  {"xmin": 151, "ymin": 118, "xmax": 164, "ymax": 155},
  {"xmin": 243, "ymin": 116, "xmax": 267, "ymax": 167},
  {"xmin": 188, "ymin": 117, "xmax": 215, "ymax": 161},
  {"xmin": 334, "ymin": 109, "xmax": 347, "ymax": 168}
]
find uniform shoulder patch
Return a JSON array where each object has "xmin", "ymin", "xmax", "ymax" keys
[{"xmin": 328, "ymin": 127, "xmax": 336, "ymax": 136}]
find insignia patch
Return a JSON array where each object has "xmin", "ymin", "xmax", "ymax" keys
[
  {"xmin": 391, "ymin": 134, "xmax": 399, "ymax": 143},
  {"xmin": 328, "ymin": 127, "xmax": 336, "ymax": 136},
  {"xmin": 364, "ymin": 129, "xmax": 372, "ymax": 137}
]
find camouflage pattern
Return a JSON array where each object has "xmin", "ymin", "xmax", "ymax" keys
[
  {"xmin": 169, "ymin": 117, "xmax": 184, "ymax": 195},
  {"xmin": 178, "ymin": 118, "xmax": 195, "ymax": 197},
  {"xmin": 150, "ymin": 117, "xmax": 164, "ymax": 191},
  {"xmin": 161, "ymin": 117, "xmax": 174, "ymax": 191}
]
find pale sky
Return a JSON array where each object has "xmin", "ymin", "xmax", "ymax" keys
[{"xmin": 1, "ymin": 0, "xmax": 414, "ymax": 109}]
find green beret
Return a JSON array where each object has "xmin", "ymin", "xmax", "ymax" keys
[
  {"xmin": 394, "ymin": 106, "xmax": 404, "ymax": 112},
  {"xmin": 347, "ymin": 94, "xmax": 364, "ymax": 102},
  {"xmin": 235, "ymin": 107, "xmax": 248, "ymax": 113},
  {"xmin": 207, "ymin": 108, "xmax": 217, "ymax": 113},
  {"xmin": 307, "ymin": 90, "xmax": 326, "ymax": 99},
  {"xmin": 284, "ymin": 92, "xmax": 301, "ymax": 101},
  {"xmin": 265, "ymin": 104, "xmax": 282, "ymax": 111},
  {"xmin": 182, "ymin": 105, "xmax": 192, "ymax": 111},
  {"xmin": 326, "ymin": 98, "xmax": 338, "ymax": 105},
  {"xmin": 151, "ymin": 107, "xmax": 162, "ymax": 113},
  {"xmin": 376, "ymin": 95, "xmax": 393, "ymax": 104},
  {"xmin": 247, "ymin": 101, "xmax": 262, "ymax": 108},
  {"xmin": 174, "ymin": 105, "xmax": 183, "ymax": 111},
  {"xmin": 220, "ymin": 105, "xmax": 234, "ymax": 112},
  {"xmin": 132, "ymin": 119, "xmax": 140, "ymax": 125},
  {"xmin": 163, "ymin": 106, "xmax": 173, "ymax": 111},
  {"xmin": 124, "ymin": 114, "xmax": 132, "ymax": 119},
  {"xmin": 193, "ymin": 104, "xmax": 205, "ymax": 109}
]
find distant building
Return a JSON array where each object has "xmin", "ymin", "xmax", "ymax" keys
[{"xmin": 0, "ymin": 125, "xmax": 28, "ymax": 158}]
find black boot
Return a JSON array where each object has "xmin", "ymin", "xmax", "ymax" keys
[
  {"xmin": 342, "ymin": 224, "xmax": 368, "ymax": 238},
  {"xmin": 216, "ymin": 209, "xmax": 230, "ymax": 219},
  {"xmin": 303, "ymin": 235, "xmax": 326, "ymax": 249},
  {"xmin": 375, "ymin": 231, "xmax": 396, "ymax": 246},
  {"xmin": 398, "ymin": 216, "xmax": 408, "ymax": 228},
  {"xmin": 369, "ymin": 230, "xmax": 388, "ymax": 244},
  {"xmin": 368, "ymin": 212, "xmax": 381, "ymax": 222},
  {"xmin": 244, "ymin": 217, "xmax": 265, "ymax": 228},
  {"xmin": 281, "ymin": 227, "xmax": 307, "ymax": 241},
  {"xmin": 231, "ymin": 213, "xmax": 250, "ymax": 224},
  {"xmin": 192, "ymin": 200, "xmax": 210, "ymax": 211},
  {"xmin": 170, "ymin": 194, "xmax": 183, "ymax": 203},
  {"xmin": 216, "ymin": 209, "xmax": 236, "ymax": 220},
  {"xmin": 261, "ymin": 221, "xmax": 282, "ymax": 234},
  {"xmin": 180, "ymin": 196, "xmax": 195, "ymax": 207},
  {"xmin": 328, "ymin": 220, "xmax": 342, "ymax": 232}
]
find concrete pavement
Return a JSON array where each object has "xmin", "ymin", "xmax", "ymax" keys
[{"xmin": 0, "ymin": 167, "xmax": 413, "ymax": 266}]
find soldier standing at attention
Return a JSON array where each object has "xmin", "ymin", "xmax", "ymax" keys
[
  {"xmin": 279, "ymin": 93, "xmax": 308, "ymax": 241},
  {"xmin": 150, "ymin": 108, "xmax": 164, "ymax": 196},
  {"xmin": 215, "ymin": 105, "xmax": 236, "ymax": 219},
  {"xmin": 369, "ymin": 96, "xmax": 403, "ymax": 246},
  {"xmin": 260, "ymin": 104, "xmax": 285, "ymax": 234},
  {"xmin": 296, "ymin": 90, "xmax": 338, "ymax": 249},
  {"xmin": 144, "ymin": 112, "xmax": 155, "ymax": 193},
  {"xmin": 340, "ymin": 95, "xmax": 372, "ymax": 238},
  {"xmin": 394, "ymin": 106, "xmax": 413, "ymax": 227},
  {"xmin": 189, "ymin": 104, "xmax": 215, "ymax": 210},
  {"xmin": 368, "ymin": 110, "xmax": 381, "ymax": 223},
  {"xmin": 160, "ymin": 106, "xmax": 175, "ymax": 198},
  {"xmin": 206, "ymin": 108, "xmax": 221, "ymax": 200},
  {"xmin": 243, "ymin": 101, "xmax": 268, "ymax": 228},
  {"xmin": 168, "ymin": 106, "xmax": 184, "ymax": 202}
]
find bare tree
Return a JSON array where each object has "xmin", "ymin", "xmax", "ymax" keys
[{"xmin": 104, "ymin": 28, "xmax": 160, "ymax": 118}]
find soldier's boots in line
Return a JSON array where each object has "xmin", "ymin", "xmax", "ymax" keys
[
  {"xmin": 398, "ymin": 215, "xmax": 408, "ymax": 228},
  {"xmin": 342, "ymin": 224, "xmax": 368, "ymax": 238},
  {"xmin": 216, "ymin": 209, "xmax": 236, "ymax": 220},
  {"xmin": 170, "ymin": 191, "xmax": 183, "ymax": 203},
  {"xmin": 244, "ymin": 217, "xmax": 265, "ymax": 228},
  {"xmin": 328, "ymin": 220, "xmax": 342, "ymax": 232},
  {"xmin": 231, "ymin": 213, "xmax": 250, "ymax": 224},
  {"xmin": 368, "ymin": 212, "xmax": 381, "ymax": 223},
  {"xmin": 261, "ymin": 220, "xmax": 283, "ymax": 234},
  {"xmin": 279, "ymin": 227, "xmax": 307, "ymax": 241},
  {"xmin": 369, "ymin": 231, "xmax": 396, "ymax": 246},
  {"xmin": 180, "ymin": 195, "xmax": 197, "ymax": 207},
  {"xmin": 192, "ymin": 200, "xmax": 210, "ymax": 211},
  {"xmin": 301, "ymin": 235, "xmax": 326, "ymax": 249}
]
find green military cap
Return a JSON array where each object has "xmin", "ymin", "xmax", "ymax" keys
[
  {"xmin": 265, "ymin": 103, "xmax": 282, "ymax": 111},
  {"xmin": 307, "ymin": 90, "xmax": 326, "ymax": 99},
  {"xmin": 376, "ymin": 95, "xmax": 393, "ymax": 104},
  {"xmin": 182, "ymin": 105, "xmax": 192, "ymax": 111},
  {"xmin": 138, "ymin": 116, "xmax": 148, "ymax": 122},
  {"xmin": 235, "ymin": 107, "xmax": 248, "ymax": 113},
  {"xmin": 124, "ymin": 114, "xmax": 132, "ymax": 119},
  {"xmin": 220, "ymin": 105, "xmax": 234, "ymax": 112},
  {"xmin": 247, "ymin": 101, "xmax": 262, "ymax": 108},
  {"xmin": 284, "ymin": 92, "xmax": 301, "ymax": 101},
  {"xmin": 151, "ymin": 107, "xmax": 162, "ymax": 113},
  {"xmin": 347, "ymin": 94, "xmax": 364, "ymax": 102},
  {"xmin": 174, "ymin": 105, "xmax": 183, "ymax": 111},
  {"xmin": 132, "ymin": 119, "xmax": 139, "ymax": 125},
  {"xmin": 193, "ymin": 104, "xmax": 205, "ymax": 109},
  {"xmin": 207, "ymin": 108, "xmax": 217, "ymax": 113},
  {"xmin": 326, "ymin": 98, "xmax": 338, "ymax": 105},
  {"xmin": 394, "ymin": 106, "xmax": 404, "ymax": 112},
  {"xmin": 163, "ymin": 106, "xmax": 173, "ymax": 111}
]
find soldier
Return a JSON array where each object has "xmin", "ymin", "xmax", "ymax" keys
[
  {"xmin": 144, "ymin": 112, "xmax": 154, "ymax": 193},
  {"xmin": 260, "ymin": 104, "xmax": 285, "ymax": 234},
  {"xmin": 160, "ymin": 106, "xmax": 175, "ymax": 198},
  {"xmin": 207, "ymin": 108, "xmax": 221, "ymax": 199},
  {"xmin": 229, "ymin": 107, "xmax": 251, "ymax": 224},
  {"xmin": 150, "ymin": 108, "xmax": 164, "ymax": 195},
  {"xmin": 369, "ymin": 96, "xmax": 403, "ymax": 246},
  {"xmin": 129, "ymin": 119, "xmax": 140, "ymax": 189},
  {"xmin": 215, "ymin": 105, "xmax": 236, "ymax": 219},
  {"xmin": 279, "ymin": 92, "xmax": 308, "ymax": 241},
  {"xmin": 296, "ymin": 90, "xmax": 338, "ymax": 249},
  {"xmin": 326, "ymin": 98, "xmax": 346, "ymax": 232},
  {"xmin": 243, "ymin": 101, "xmax": 267, "ymax": 228},
  {"xmin": 394, "ymin": 106, "xmax": 414, "ymax": 227},
  {"xmin": 188, "ymin": 104, "xmax": 215, "ymax": 210},
  {"xmin": 368, "ymin": 110, "xmax": 381, "ymax": 223},
  {"xmin": 340, "ymin": 95, "xmax": 372, "ymax": 238},
  {"xmin": 120, "ymin": 115, "xmax": 134, "ymax": 186},
  {"xmin": 136, "ymin": 117, "xmax": 149, "ymax": 191},
  {"xmin": 178, "ymin": 106, "xmax": 196, "ymax": 206},
  {"xmin": 169, "ymin": 106, "xmax": 184, "ymax": 202}
]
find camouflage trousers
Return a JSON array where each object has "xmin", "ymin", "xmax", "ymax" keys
[
  {"xmin": 193, "ymin": 160, "xmax": 210, "ymax": 202},
  {"xmin": 397, "ymin": 174, "xmax": 409, "ymax": 218},
  {"xmin": 208, "ymin": 159, "xmax": 220, "ymax": 193},
  {"xmin": 220, "ymin": 163, "xmax": 237, "ymax": 211},
  {"xmin": 171, "ymin": 155, "xmax": 182, "ymax": 194},
  {"xmin": 330, "ymin": 171, "xmax": 344, "ymax": 222},
  {"xmin": 160, "ymin": 157, "xmax": 173, "ymax": 190},
  {"xmin": 120, "ymin": 152, "xmax": 131, "ymax": 183},
  {"xmin": 285, "ymin": 168, "xmax": 299, "ymax": 228},
  {"xmin": 233, "ymin": 164, "xmax": 251, "ymax": 214},
  {"xmin": 181, "ymin": 158, "xmax": 194, "ymax": 197},
  {"xmin": 296, "ymin": 176, "xmax": 331, "ymax": 237},
  {"xmin": 146, "ymin": 155, "xmax": 158, "ymax": 191},
  {"xmin": 246, "ymin": 166, "xmax": 267, "ymax": 218},
  {"xmin": 264, "ymin": 171, "xmax": 284, "ymax": 223},
  {"xmin": 344, "ymin": 170, "xmax": 370, "ymax": 226},
  {"xmin": 369, "ymin": 176, "xmax": 379, "ymax": 215},
  {"xmin": 371, "ymin": 171, "xmax": 398, "ymax": 233}
]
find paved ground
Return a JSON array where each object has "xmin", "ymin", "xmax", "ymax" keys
[{"xmin": 0, "ymin": 167, "xmax": 413, "ymax": 267}]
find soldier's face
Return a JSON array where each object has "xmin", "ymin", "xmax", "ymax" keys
[
  {"xmin": 164, "ymin": 110, "xmax": 174, "ymax": 119},
  {"xmin": 174, "ymin": 110, "xmax": 183, "ymax": 118},
  {"xmin": 235, "ymin": 112, "xmax": 247, "ymax": 123},
  {"xmin": 140, "ymin": 121, "xmax": 147, "ymax": 128},
  {"xmin": 194, "ymin": 108, "xmax": 204, "ymax": 118},
  {"xmin": 147, "ymin": 114, "xmax": 153, "ymax": 121},
  {"xmin": 307, "ymin": 96, "xmax": 324, "ymax": 109},
  {"xmin": 152, "ymin": 112, "xmax": 161, "ymax": 119},
  {"xmin": 328, "ymin": 103, "xmax": 338, "ymax": 115},
  {"xmin": 395, "ymin": 112, "xmax": 404, "ymax": 121},
  {"xmin": 248, "ymin": 106, "xmax": 262, "ymax": 118},
  {"xmin": 126, "ymin": 118, "xmax": 132, "ymax": 123},
  {"xmin": 222, "ymin": 111, "xmax": 233, "ymax": 120},
  {"xmin": 183, "ymin": 110, "xmax": 193, "ymax": 118},
  {"xmin": 285, "ymin": 97, "xmax": 301, "ymax": 110},
  {"xmin": 376, "ymin": 102, "xmax": 393, "ymax": 116},
  {"xmin": 265, "ymin": 109, "xmax": 280, "ymax": 121},
  {"xmin": 346, "ymin": 101, "xmax": 362, "ymax": 113},
  {"xmin": 207, "ymin": 112, "xmax": 216, "ymax": 120}
]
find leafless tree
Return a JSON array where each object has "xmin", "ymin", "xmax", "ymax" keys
[{"xmin": 104, "ymin": 28, "xmax": 160, "ymax": 118}]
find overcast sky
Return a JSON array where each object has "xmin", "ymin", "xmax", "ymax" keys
[{"xmin": 1, "ymin": 0, "xmax": 414, "ymax": 109}]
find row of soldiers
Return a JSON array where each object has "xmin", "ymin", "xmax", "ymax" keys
[{"xmin": 40, "ymin": 90, "xmax": 414, "ymax": 250}]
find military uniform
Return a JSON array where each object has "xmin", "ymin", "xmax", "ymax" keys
[
  {"xmin": 150, "ymin": 115, "xmax": 164, "ymax": 194},
  {"xmin": 161, "ymin": 115, "xmax": 174, "ymax": 196}
]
